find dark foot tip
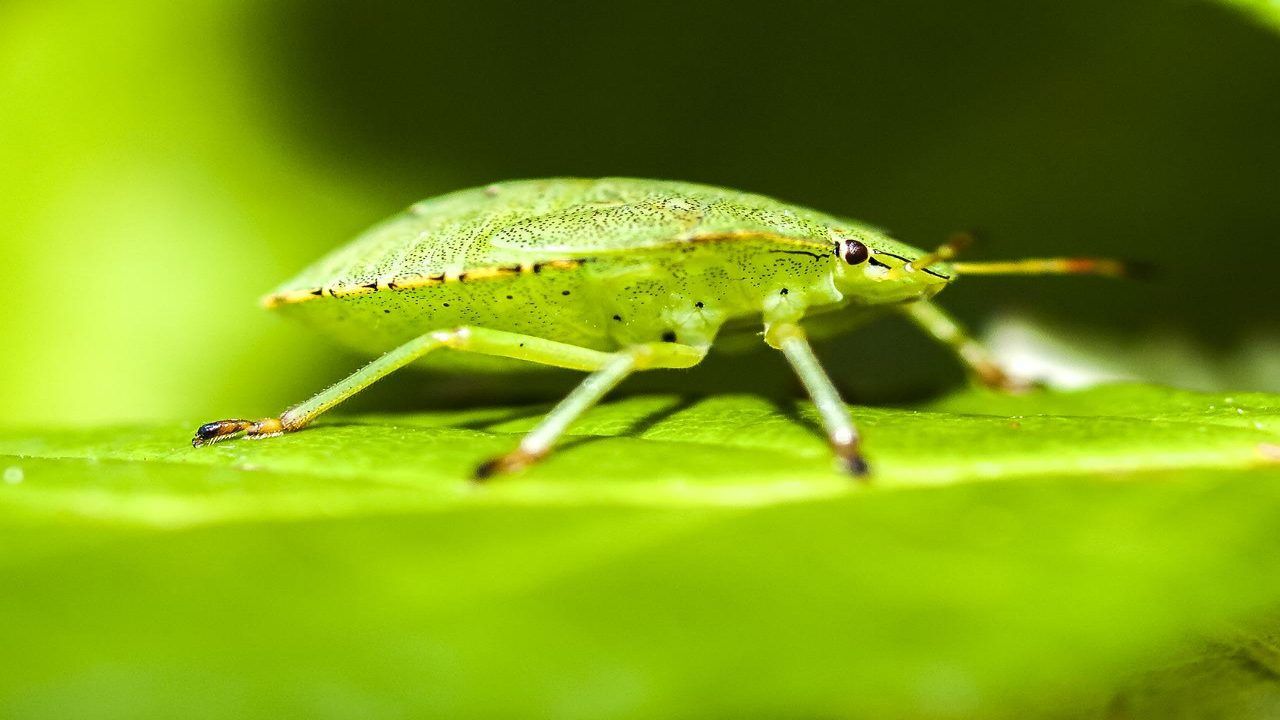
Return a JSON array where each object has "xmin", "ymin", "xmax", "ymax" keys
[
  {"xmin": 471, "ymin": 450, "xmax": 543, "ymax": 482},
  {"xmin": 192, "ymin": 419, "xmax": 251, "ymax": 448},
  {"xmin": 840, "ymin": 453, "xmax": 871, "ymax": 478},
  {"xmin": 472, "ymin": 459, "xmax": 501, "ymax": 482},
  {"xmin": 195, "ymin": 421, "xmax": 226, "ymax": 439}
]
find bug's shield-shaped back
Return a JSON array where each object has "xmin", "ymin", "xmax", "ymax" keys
[
  {"xmin": 490, "ymin": 197, "xmax": 829, "ymax": 255},
  {"xmin": 490, "ymin": 199, "xmax": 706, "ymax": 254}
]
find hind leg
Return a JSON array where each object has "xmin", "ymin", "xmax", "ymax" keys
[{"xmin": 192, "ymin": 327, "xmax": 623, "ymax": 447}]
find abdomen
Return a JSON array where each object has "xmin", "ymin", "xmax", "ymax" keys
[{"xmin": 272, "ymin": 265, "xmax": 618, "ymax": 373}]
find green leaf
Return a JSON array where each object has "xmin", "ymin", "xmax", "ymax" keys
[
  {"xmin": 1107, "ymin": 620, "xmax": 1280, "ymax": 719},
  {"xmin": 1, "ymin": 383, "xmax": 1279, "ymax": 719}
]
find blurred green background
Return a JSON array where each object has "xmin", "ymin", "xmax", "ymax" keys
[
  {"xmin": 2, "ymin": 0, "xmax": 1278, "ymax": 426},
  {"xmin": 3, "ymin": 5, "xmax": 1280, "ymax": 718}
]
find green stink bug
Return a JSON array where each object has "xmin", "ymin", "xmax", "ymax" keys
[{"xmin": 193, "ymin": 178, "xmax": 1131, "ymax": 477}]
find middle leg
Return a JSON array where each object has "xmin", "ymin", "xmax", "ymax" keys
[{"xmin": 475, "ymin": 341, "xmax": 707, "ymax": 479}]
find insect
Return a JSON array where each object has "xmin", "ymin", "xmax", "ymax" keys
[{"xmin": 193, "ymin": 178, "xmax": 1131, "ymax": 478}]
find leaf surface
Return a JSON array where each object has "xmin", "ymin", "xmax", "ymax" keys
[{"xmin": 1, "ymin": 384, "xmax": 1279, "ymax": 719}]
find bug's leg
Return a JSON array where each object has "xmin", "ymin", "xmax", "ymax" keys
[
  {"xmin": 193, "ymin": 327, "xmax": 620, "ymax": 447},
  {"xmin": 900, "ymin": 300, "xmax": 1030, "ymax": 392},
  {"xmin": 766, "ymin": 322, "xmax": 868, "ymax": 477},
  {"xmin": 475, "ymin": 342, "xmax": 707, "ymax": 480}
]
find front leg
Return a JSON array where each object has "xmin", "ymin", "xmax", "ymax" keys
[
  {"xmin": 765, "ymin": 321, "xmax": 868, "ymax": 477},
  {"xmin": 900, "ymin": 300, "xmax": 1031, "ymax": 392}
]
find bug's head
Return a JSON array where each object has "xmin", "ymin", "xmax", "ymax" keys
[
  {"xmin": 830, "ymin": 231, "xmax": 955, "ymax": 304},
  {"xmin": 832, "ymin": 230, "xmax": 1143, "ymax": 303}
]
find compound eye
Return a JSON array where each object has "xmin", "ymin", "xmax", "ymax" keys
[{"xmin": 841, "ymin": 239, "xmax": 869, "ymax": 265}]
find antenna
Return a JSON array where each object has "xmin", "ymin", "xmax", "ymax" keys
[
  {"xmin": 908, "ymin": 232, "xmax": 974, "ymax": 273},
  {"xmin": 907, "ymin": 232, "xmax": 1146, "ymax": 279},
  {"xmin": 950, "ymin": 258, "xmax": 1140, "ymax": 278}
]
